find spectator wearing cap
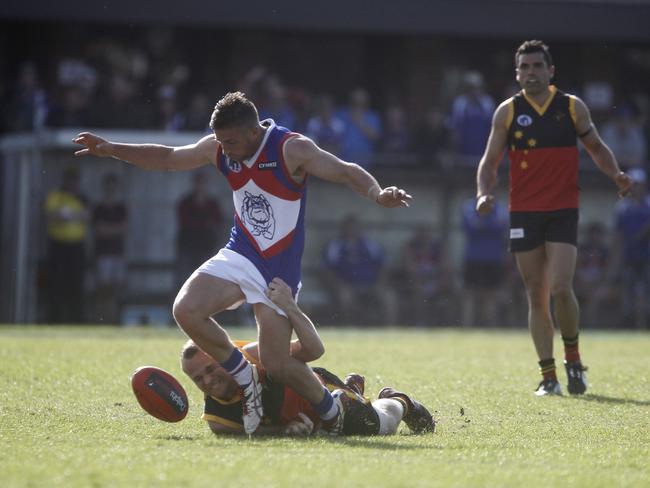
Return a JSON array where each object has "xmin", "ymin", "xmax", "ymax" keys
[{"xmin": 612, "ymin": 168, "xmax": 650, "ymax": 328}]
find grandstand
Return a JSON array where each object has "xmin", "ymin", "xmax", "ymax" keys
[{"xmin": 1, "ymin": 0, "xmax": 648, "ymax": 326}]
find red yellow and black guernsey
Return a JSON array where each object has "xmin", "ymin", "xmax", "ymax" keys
[{"xmin": 506, "ymin": 85, "xmax": 581, "ymax": 211}]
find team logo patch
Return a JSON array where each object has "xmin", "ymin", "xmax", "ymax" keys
[
  {"xmin": 241, "ymin": 191, "xmax": 276, "ymax": 240},
  {"xmin": 258, "ymin": 161, "xmax": 278, "ymax": 170},
  {"xmin": 510, "ymin": 228, "xmax": 525, "ymax": 239},
  {"xmin": 517, "ymin": 114, "xmax": 533, "ymax": 127},
  {"xmin": 227, "ymin": 159, "xmax": 242, "ymax": 173}
]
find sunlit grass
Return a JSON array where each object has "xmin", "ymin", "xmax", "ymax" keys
[{"xmin": 1, "ymin": 326, "xmax": 648, "ymax": 487}]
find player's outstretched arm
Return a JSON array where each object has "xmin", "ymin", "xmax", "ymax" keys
[
  {"xmin": 73, "ymin": 132, "xmax": 217, "ymax": 171},
  {"xmin": 284, "ymin": 135, "xmax": 412, "ymax": 208},
  {"xmin": 476, "ymin": 101, "xmax": 509, "ymax": 215},
  {"xmin": 572, "ymin": 98, "xmax": 633, "ymax": 198},
  {"xmin": 266, "ymin": 277, "xmax": 324, "ymax": 362}
]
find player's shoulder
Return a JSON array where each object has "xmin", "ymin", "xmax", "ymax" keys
[
  {"xmin": 193, "ymin": 133, "xmax": 219, "ymax": 162},
  {"xmin": 492, "ymin": 98, "xmax": 515, "ymax": 126},
  {"xmin": 563, "ymin": 92, "xmax": 587, "ymax": 110},
  {"xmin": 282, "ymin": 133, "xmax": 317, "ymax": 157},
  {"xmin": 496, "ymin": 97, "xmax": 516, "ymax": 113},
  {"xmin": 196, "ymin": 133, "xmax": 218, "ymax": 148}
]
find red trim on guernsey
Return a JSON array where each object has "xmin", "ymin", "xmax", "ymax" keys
[
  {"xmin": 508, "ymin": 146, "xmax": 579, "ymax": 211},
  {"xmin": 235, "ymin": 215, "xmax": 297, "ymax": 258},
  {"xmin": 250, "ymin": 170, "xmax": 301, "ymax": 200},
  {"xmin": 225, "ymin": 164, "xmax": 252, "ymax": 191}
]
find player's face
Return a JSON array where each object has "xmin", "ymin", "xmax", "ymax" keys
[
  {"xmin": 516, "ymin": 52, "xmax": 555, "ymax": 95},
  {"xmin": 214, "ymin": 125, "xmax": 259, "ymax": 162},
  {"xmin": 182, "ymin": 352, "xmax": 238, "ymax": 399}
]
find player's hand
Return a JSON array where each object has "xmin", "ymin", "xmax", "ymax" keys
[
  {"xmin": 72, "ymin": 132, "xmax": 113, "ymax": 158},
  {"xmin": 283, "ymin": 413, "xmax": 314, "ymax": 436},
  {"xmin": 266, "ymin": 278, "xmax": 296, "ymax": 312},
  {"xmin": 476, "ymin": 194, "xmax": 495, "ymax": 216},
  {"xmin": 376, "ymin": 186, "xmax": 412, "ymax": 208},
  {"xmin": 614, "ymin": 171, "xmax": 633, "ymax": 198}
]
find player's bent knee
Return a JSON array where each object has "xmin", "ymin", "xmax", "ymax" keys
[{"xmin": 172, "ymin": 296, "xmax": 204, "ymax": 331}]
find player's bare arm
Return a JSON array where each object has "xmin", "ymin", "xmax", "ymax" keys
[
  {"xmin": 476, "ymin": 101, "xmax": 510, "ymax": 215},
  {"xmin": 266, "ymin": 277, "xmax": 324, "ymax": 362},
  {"xmin": 572, "ymin": 97, "xmax": 633, "ymax": 197},
  {"xmin": 283, "ymin": 135, "xmax": 412, "ymax": 208},
  {"xmin": 73, "ymin": 132, "xmax": 217, "ymax": 171}
]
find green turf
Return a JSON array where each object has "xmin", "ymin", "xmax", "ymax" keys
[{"xmin": 1, "ymin": 325, "xmax": 648, "ymax": 488}]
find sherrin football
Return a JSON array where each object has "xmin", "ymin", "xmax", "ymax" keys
[{"xmin": 131, "ymin": 366, "xmax": 189, "ymax": 422}]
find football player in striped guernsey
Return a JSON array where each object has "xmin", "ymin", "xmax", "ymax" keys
[
  {"xmin": 74, "ymin": 91, "xmax": 411, "ymax": 433},
  {"xmin": 476, "ymin": 40, "xmax": 633, "ymax": 396}
]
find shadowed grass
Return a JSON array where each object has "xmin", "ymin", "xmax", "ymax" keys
[{"xmin": 1, "ymin": 326, "xmax": 648, "ymax": 487}]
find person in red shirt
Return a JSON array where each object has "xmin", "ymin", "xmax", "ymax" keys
[
  {"xmin": 475, "ymin": 40, "xmax": 633, "ymax": 396},
  {"xmin": 174, "ymin": 171, "xmax": 225, "ymax": 289}
]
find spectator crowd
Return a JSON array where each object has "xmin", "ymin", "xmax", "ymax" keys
[{"xmin": 3, "ymin": 26, "xmax": 649, "ymax": 328}]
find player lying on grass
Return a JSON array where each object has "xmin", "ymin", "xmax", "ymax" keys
[{"xmin": 180, "ymin": 278, "xmax": 435, "ymax": 436}]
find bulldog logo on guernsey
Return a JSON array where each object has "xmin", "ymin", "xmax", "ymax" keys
[
  {"xmin": 241, "ymin": 191, "xmax": 276, "ymax": 240},
  {"xmin": 517, "ymin": 114, "xmax": 533, "ymax": 127}
]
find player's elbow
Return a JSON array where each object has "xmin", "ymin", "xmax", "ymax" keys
[{"xmin": 301, "ymin": 341, "xmax": 325, "ymax": 362}]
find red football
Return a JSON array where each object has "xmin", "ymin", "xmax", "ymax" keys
[{"xmin": 131, "ymin": 366, "xmax": 189, "ymax": 422}]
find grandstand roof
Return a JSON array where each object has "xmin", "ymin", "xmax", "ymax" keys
[{"xmin": 1, "ymin": 0, "xmax": 648, "ymax": 41}]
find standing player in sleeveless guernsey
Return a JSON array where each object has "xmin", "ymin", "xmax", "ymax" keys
[
  {"xmin": 73, "ymin": 92, "xmax": 411, "ymax": 435},
  {"xmin": 475, "ymin": 41, "xmax": 633, "ymax": 397}
]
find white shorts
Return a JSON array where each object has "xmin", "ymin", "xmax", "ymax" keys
[
  {"xmin": 196, "ymin": 248, "xmax": 300, "ymax": 318},
  {"xmin": 372, "ymin": 399, "xmax": 404, "ymax": 435}
]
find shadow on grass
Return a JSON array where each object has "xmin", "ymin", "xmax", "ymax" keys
[
  {"xmin": 319, "ymin": 436, "xmax": 442, "ymax": 451},
  {"xmin": 192, "ymin": 433, "xmax": 441, "ymax": 450},
  {"xmin": 161, "ymin": 435, "xmax": 202, "ymax": 441},
  {"xmin": 569, "ymin": 394, "xmax": 650, "ymax": 407}
]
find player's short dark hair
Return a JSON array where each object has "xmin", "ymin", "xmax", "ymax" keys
[
  {"xmin": 515, "ymin": 40, "xmax": 553, "ymax": 68},
  {"xmin": 181, "ymin": 340, "xmax": 200, "ymax": 360},
  {"xmin": 210, "ymin": 91, "xmax": 259, "ymax": 131}
]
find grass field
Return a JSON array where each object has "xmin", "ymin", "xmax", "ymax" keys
[{"xmin": 1, "ymin": 325, "xmax": 648, "ymax": 488}]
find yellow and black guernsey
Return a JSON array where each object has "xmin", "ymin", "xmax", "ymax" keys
[
  {"xmin": 202, "ymin": 367, "xmax": 380, "ymax": 435},
  {"xmin": 505, "ymin": 85, "xmax": 581, "ymax": 212}
]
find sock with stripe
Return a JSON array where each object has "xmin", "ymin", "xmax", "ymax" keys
[
  {"xmin": 538, "ymin": 358, "xmax": 557, "ymax": 381},
  {"xmin": 312, "ymin": 387, "xmax": 339, "ymax": 421},
  {"xmin": 562, "ymin": 334, "xmax": 581, "ymax": 363},
  {"xmin": 391, "ymin": 397, "xmax": 410, "ymax": 416},
  {"xmin": 220, "ymin": 348, "xmax": 253, "ymax": 388}
]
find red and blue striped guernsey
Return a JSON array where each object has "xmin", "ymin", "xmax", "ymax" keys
[{"xmin": 215, "ymin": 119, "xmax": 307, "ymax": 295}]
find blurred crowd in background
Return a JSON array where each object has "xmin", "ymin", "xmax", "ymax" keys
[{"xmin": 3, "ymin": 24, "xmax": 649, "ymax": 328}]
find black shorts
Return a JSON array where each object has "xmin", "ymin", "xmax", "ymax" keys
[
  {"xmin": 313, "ymin": 367, "xmax": 380, "ymax": 436},
  {"xmin": 509, "ymin": 209, "xmax": 578, "ymax": 253}
]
